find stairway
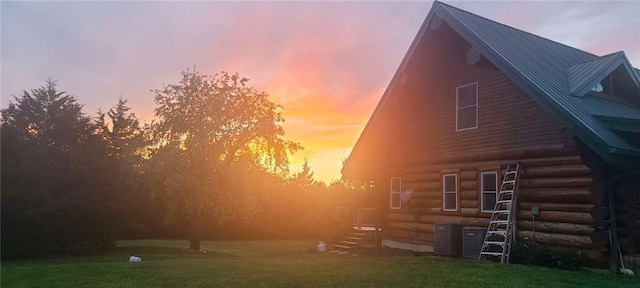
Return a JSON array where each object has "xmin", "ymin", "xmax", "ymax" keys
[{"xmin": 328, "ymin": 227, "xmax": 378, "ymax": 256}]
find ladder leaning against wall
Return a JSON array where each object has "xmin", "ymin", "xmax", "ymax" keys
[{"xmin": 479, "ymin": 162, "xmax": 522, "ymax": 263}]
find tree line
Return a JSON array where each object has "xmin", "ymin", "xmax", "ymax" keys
[{"xmin": 1, "ymin": 70, "xmax": 370, "ymax": 259}]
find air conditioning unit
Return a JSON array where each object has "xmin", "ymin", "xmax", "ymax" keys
[
  {"xmin": 434, "ymin": 223, "xmax": 462, "ymax": 257},
  {"xmin": 462, "ymin": 227, "xmax": 487, "ymax": 259}
]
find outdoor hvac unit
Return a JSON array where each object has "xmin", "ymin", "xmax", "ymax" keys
[
  {"xmin": 433, "ymin": 223, "xmax": 462, "ymax": 257},
  {"xmin": 462, "ymin": 227, "xmax": 487, "ymax": 259}
]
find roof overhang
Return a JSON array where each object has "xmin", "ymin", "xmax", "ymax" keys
[
  {"xmin": 567, "ymin": 52, "xmax": 640, "ymax": 97},
  {"xmin": 596, "ymin": 115, "xmax": 640, "ymax": 133}
]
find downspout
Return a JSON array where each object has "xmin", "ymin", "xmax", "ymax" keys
[{"xmin": 606, "ymin": 169, "xmax": 640, "ymax": 274}]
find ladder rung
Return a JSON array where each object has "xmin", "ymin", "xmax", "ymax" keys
[
  {"xmin": 490, "ymin": 220, "xmax": 508, "ymax": 224},
  {"xmin": 496, "ymin": 200, "xmax": 512, "ymax": 204},
  {"xmin": 484, "ymin": 236, "xmax": 506, "ymax": 241},
  {"xmin": 487, "ymin": 230, "xmax": 506, "ymax": 235},
  {"xmin": 502, "ymin": 180, "xmax": 515, "ymax": 185},
  {"xmin": 493, "ymin": 210, "xmax": 510, "ymax": 214},
  {"xmin": 483, "ymin": 241, "xmax": 505, "ymax": 246},
  {"xmin": 480, "ymin": 252, "xmax": 504, "ymax": 256},
  {"xmin": 499, "ymin": 190, "xmax": 513, "ymax": 194}
]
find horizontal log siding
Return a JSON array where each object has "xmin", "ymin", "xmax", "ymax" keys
[
  {"xmin": 402, "ymin": 64, "xmax": 565, "ymax": 160},
  {"xmin": 381, "ymin": 147, "xmax": 605, "ymax": 258}
]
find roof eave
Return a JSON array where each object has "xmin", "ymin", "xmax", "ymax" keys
[
  {"xmin": 572, "ymin": 53, "xmax": 640, "ymax": 97},
  {"xmin": 571, "ymin": 54, "xmax": 623, "ymax": 96}
]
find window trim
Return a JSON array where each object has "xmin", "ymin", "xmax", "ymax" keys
[
  {"xmin": 390, "ymin": 177, "xmax": 402, "ymax": 210},
  {"xmin": 455, "ymin": 82, "xmax": 479, "ymax": 131},
  {"xmin": 480, "ymin": 171, "xmax": 499, "ymax": 213},
  {"xmin": 442, "ymin": 173, "xmax": 458, "ymax": 212}
]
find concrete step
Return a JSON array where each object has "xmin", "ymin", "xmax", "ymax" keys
[
  {"xmin": 345, "ymin": 236, "xmax": 364, "ymax": 241},
  {"xmin": 339, "ymin": 240, "xmax": 359, "ymax": 246}
]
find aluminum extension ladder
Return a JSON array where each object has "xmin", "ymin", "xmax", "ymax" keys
[{"xmin": 479, "ymin": 162, "xmax": 521, "ymax": 263}]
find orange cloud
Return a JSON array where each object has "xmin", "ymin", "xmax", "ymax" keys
[
  {"xmin": 201, "ymin": 3, "xmax": 401, "ymax": 182},
  {"xmin": 261, "ymin": 65, "xmax": 383, "ymax": 183}
]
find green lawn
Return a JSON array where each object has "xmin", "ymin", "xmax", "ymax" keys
[{"xmin": 1, "ymin": 240, "xmax": 635, "ymax": 287}]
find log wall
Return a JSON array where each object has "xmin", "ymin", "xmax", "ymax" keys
[
  {"xmin": 400, "ymin": 61, "xmax": 566, "ymax": 161},
  {"xmin": 616, "ymin": 178, "xmax": 640, "ymax": 254},
  {"xmin": 381, "ymin": 146, "xmax": 607, "ymax": 259},
  {"xmin": 344, "ymin": 22, "xmax": 621, "ymax": 261}
]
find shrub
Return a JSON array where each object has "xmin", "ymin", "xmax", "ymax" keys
[{"xmin": 510, "ymin": 241, "xmax": 586, "ymax": 270}]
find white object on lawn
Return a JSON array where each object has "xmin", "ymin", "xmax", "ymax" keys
[
  {"xmin": 128, "ymin": 256, "xmax": 142, "ymax": 262},
  {"xmin": 620, "ymin": 268, "xmax": 634, "ymax": 275},
  {"xmin": 317, "ymin": 241, "xmax": 326, "ymax": 252}
]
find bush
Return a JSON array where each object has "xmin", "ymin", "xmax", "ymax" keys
[{"xmin": 510, "ymin": 241, "xmax": 586, "ymax": 270}]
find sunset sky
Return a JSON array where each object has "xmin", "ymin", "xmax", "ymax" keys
[{"xmin": 2, "ymin": 1, "xmax": 639, "ymax": 183}]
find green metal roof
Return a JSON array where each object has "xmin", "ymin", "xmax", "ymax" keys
[
  {"xmin": 567, "ymin": 52, "xmax": 626, "ymax": 96},
  {"xmin": 433, "ymin": 1, "xmax": 640, "ymax": 163}
]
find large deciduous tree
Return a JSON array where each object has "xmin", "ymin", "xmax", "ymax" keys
[{"xmin": 148, "ymin": 70, "xmax": 299, "ymax": 250}]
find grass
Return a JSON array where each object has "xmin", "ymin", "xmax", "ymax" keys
[{"xmin": 1, "ymin": 239, "xmax": 636, "ymax": 287}]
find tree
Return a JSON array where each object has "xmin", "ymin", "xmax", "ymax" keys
[
  {"xmin": 1, "ymin": 80, "xmax": 118, "ymax": 258},
  {"xmin": 148, "ymin": 69, "xmax": 299, "ymax": 250},
  {"xmin": 96, "ymin": 98, "xmax": 144, "ymax": 164},
  {"xmin": 291, "ymin": 159, "xmax": 316, "ymax": 188},
  {"xmin": 95, "ymin": 98, "xmax": 158, "ymax": 238},
  {"xmin": 1, "ymin": 79, "xmax": 90, "ymax": 148}
]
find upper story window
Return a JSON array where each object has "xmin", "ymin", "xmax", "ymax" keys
[
  {"xmin": 390, "ymin": 177, "xmax": 402, "ymax": 209},
  {"xmin": 456, "ymin": 83, "xmax": 478, "ymax": 131}
]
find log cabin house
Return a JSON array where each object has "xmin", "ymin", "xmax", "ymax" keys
[{"xmin": 342, "ymin": 1, "xmax": 640, "ymax": 264}]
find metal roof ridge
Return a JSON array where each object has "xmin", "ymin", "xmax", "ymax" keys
[
  {"xmin": 437, "ymin": 1, "xmax": 598, "ymax": 60},
  {"xmin": 566, "ymin": 51, "xmax": 623, "ymax": 68}
]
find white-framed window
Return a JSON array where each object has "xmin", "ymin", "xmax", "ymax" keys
[
  {"xmin": 481, "ymin": 172, "xmax": 498, "ymax": 212},
  {"xmin": 390, "ymin": 177, "xmax": 401, "ymax": 209},
  {"xmin": 442, "ymin": 174, "xmax": 458, "ymax": 211},
  {"xmin": 456, "ymin": 82, "xmax": 478, "ymax": 131}
]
